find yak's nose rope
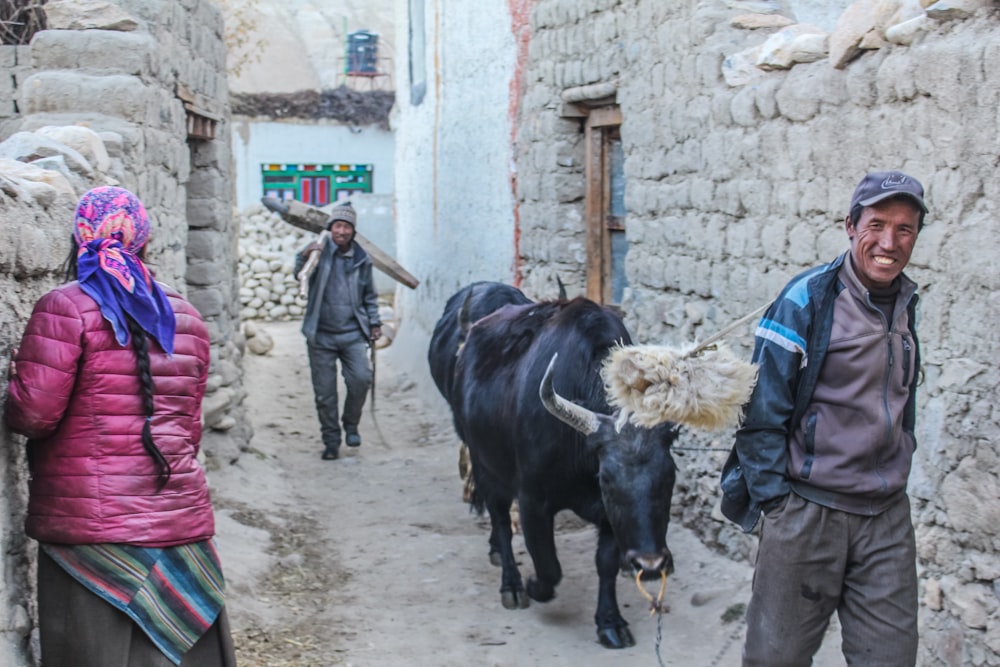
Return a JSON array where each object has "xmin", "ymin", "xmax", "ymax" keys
[
  {"xmin": 635, "ymin": 569, "xmax": 669, "ymax": 616},
  {"xmin": 635, "ymin": 570, "xmax": 670, "ymax": 667}
]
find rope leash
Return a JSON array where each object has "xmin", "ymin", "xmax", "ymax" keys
[
  {"xmin": 637, "ymin": 570, "xmax": 745, "ymax": 667},
  {"xmin": 687, "ymin": 300, "xmax": 771, "ymax": 357},
  {"xmin": 635, "ymin": 571, "xmax": 670, "ymax": 667},
  {"xmin": 368, "ymin": 342, "xmax": 390, "ymax": 449}
]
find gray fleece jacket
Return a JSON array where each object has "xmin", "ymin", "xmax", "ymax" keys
[
  {"xmin": 721, "ymin": 251, "xmax": 920, "ymax": 532},
  {"xmin": 297, "ymin": 237, "xmax": 381, "ymax": 344}
]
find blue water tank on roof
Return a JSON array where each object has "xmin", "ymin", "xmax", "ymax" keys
[{"xmin": 347, "ymin": 30, "xmax": 379, "ymax": 73}]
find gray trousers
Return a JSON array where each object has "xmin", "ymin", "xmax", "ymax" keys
[
  {"xmin": 743, "ymin": 492, "xmax": 918, "ymax": 667},
  {"xmin": 307, "ymin": 330, "xmax": 372, "ymax": 450}
]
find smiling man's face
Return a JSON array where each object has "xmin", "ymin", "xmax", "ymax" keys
[
  {"xmin": 846, "ymin": 197, "xmax": 921, "ymax": 290},
  {"xmin": 329, "ymin": 220, "xmax": 355, "ymax": 249}
]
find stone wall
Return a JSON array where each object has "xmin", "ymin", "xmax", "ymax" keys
[
  {"xmin": 0, "ymin": 192, "xmax": 62, "ymax": 666},
  {"xmin": 513, "ymin": 1, "xmax": 1000, "ymax": 664},
  {"xmin": 0, "ymin": 1, "xmax": 245, "ymax": 664},
  {"xmin": 0, "ymin": 45, "xmax": 31, "ymax": 132}
]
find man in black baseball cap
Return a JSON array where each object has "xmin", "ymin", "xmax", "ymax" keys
[
  {"xmin": 722, "ymin": 168, "xmax": 927, "ymax": 665},
  {"xmin": 849, "ymin": 169, "xmax": 928, "ymax": 225}
]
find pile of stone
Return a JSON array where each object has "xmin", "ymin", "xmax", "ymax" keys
[{"xmin": 237, "ymin": 204, "xmax": 311, "ymax": 322}]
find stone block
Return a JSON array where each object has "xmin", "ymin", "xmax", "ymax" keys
[
  {"xmin": 753, "ymin": 76, "xmax": 782, "ymax": 119},
  {"xmin": 44, "ymin": 0, "xmax": 141, "ymax": 31},
  {"xmin": 730, "ymin": 86, "xmax": 759, "ymax": 126},
  {"xmin": 186, "ymin": 260, "xmax": 224, "ymax": 286},
  {"xmin": 828, "ymin": 0, "xmax": 897, "ymax": 69},
  {"xmin": 186, "ymin": 230, "xmax": 225, "ymax": 261},
  {"xmin": 30, "ymin": 30, "xmax": 155, "ymax": 76},
  {"xmin": 20, "ymin": 72, "xmax": 150, "ymax": 123},
  {"xmin": 797, "ymin": 177, "xmax": 830, "ymax": 217},
  {"xmin": 726, "ymin": 217, "xmax": 763, "ymax": 259},
  {"xmin": 730, "ymin": 13, "xmax": 795, "ymax": 30},
  {"xmin": 886, "ymin": 14, "xmax": 931, "ymax": 45},
  {"xmin": 188, "ymin": 286, "xmax": 224, "ymax": 318},
  {"xmin": 757, "ymin": 24, "xmax": 829, "ymax": 71},
  {"xmin": 738, "ymin": 179, "xmax": 771, "ymax": 217},
  {"xmin": 186, "ymin": 197, "xmax": 230, "ymax": 230},
  {"xmin": 722, "ymin": 45, "xmax": 765, "ymax": 87},
  {"xmin": 786, "ymin": 219, "xmax": 818, "ymax": 266},
  {"xmin": 201, "ymin": 386, "xmax": 234, "ymax": 428},
  {"xmin": 35, "ymin": 125, "xmax": 111, "ymax": 174},
  {"xmin": 926, "ymin": 0, "xmax": 993, "ymax": 21},
  {"xmin": 0, "ymin": 46, "xmax": 15, "ymax": 68},
  {"xmin": 760, "ymin": 218, "xmax": 788, "ymax": 255},
  {"xmin": 774, "ymin": 69, "xmax": 820, "ymax": 121},
  {"xmin": 186, "ymin": 170, "xmax": 227, "ymax": 200}
]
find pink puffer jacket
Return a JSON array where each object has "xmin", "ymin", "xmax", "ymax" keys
[{"xmin": 5, "ymin": 282, "xmax": 216, "ymax": 547}]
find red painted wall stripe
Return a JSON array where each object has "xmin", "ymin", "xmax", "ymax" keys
[{"xmin": 507, "ymin": 0, "xmax": 533, "ymax": 287}]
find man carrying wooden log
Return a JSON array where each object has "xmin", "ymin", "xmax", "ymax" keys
[{"xmin": 294, "ymin": 201, "xmax": 382, "ymax": 460}]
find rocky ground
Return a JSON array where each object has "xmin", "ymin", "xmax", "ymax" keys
[{"xmin": 209, "ymin": 319, "xmax": 844, "ymax": 667}]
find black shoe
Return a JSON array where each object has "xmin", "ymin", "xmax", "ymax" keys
[
  {"xmin": 322, "ymin": 448, "xmax": 339, "ymax": 460},
  {"xmin": 345, "ymin": 432, "xmax": 362, "ymax": 448}
]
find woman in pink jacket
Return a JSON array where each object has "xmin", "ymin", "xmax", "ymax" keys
[{"xmin": 5, "ymin": 187, "xmax": 236, "ymax": 667}]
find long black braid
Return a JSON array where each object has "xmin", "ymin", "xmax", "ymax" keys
[{"xmin": 125, "ymin": 314, "xmax": 171, "ymax": 490}]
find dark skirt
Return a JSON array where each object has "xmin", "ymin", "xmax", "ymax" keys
[{"xmin": 38, "ymin": 547, "xmax": 238, "ymax": 667}]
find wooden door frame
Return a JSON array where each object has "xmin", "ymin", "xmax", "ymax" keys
[{"xmin": 583, "ymin": 106, "xmax": 622, "ymax": 303}]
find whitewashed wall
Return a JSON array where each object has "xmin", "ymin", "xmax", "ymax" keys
[{"xmin": 389, "ymin": 0, "xmax": 521, "ymax": 361}]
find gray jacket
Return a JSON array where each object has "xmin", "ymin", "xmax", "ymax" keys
[{"xmin": 297, "ymin": 238, "xmax": 381, "ymax": 344}]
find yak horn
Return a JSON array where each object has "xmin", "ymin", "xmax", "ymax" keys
[{"xmin": 539, "ymin": 353, "xmax": 600, "ymax": 435}]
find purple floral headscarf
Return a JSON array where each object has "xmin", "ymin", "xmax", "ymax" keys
[{"xmin": 73, "ymin": 186, "xmax": 176, "ymax": 354}]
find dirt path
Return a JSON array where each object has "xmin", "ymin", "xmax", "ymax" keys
[{"xmin": 211, "ymin": 319, "xmax": 843, "ymax": 667}]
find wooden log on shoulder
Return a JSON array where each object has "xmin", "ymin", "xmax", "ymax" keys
[{"xmin": 262, "ymin": 197, "xmax": 420, "ymax": 290}]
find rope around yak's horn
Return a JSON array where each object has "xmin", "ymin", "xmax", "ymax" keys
[{"xmin": 603, "ymin": 300, "xmax": 773, "ymax": 433}]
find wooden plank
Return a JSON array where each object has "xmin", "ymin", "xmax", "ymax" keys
[
  {"xmin": 559, "ymin": 102, "xmax": 588, "ymax": 118},
  {"xmin": 354, "ymin": 230, "xmax": 420, "ymax": 289},
  {"xmin": 587, "ymin": 106, "xmax": 622, "ymax": 129},
  {"xmin": 584, "ymin": 123, "xmax": 604, "ymax": 302},
  {"xmin": 261, "ymin": 197, "xmax": 420, "ymax": 289},
  {"xmin": 601, "ymin": 131, "xmax": 613, "ymax": 305}
]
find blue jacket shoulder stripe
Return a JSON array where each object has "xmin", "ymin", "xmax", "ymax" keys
[{"xmin": 756, "ymin": 318, "xmax": 806, "ymax": 356}]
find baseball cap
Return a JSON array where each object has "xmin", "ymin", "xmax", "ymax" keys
[{"xmin": 850, "ymin": 170, "xmax": 928, "ymax": 213}]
